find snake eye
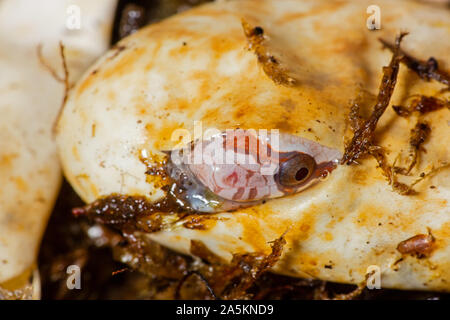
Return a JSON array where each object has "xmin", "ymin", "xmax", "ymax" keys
[{"xmin": 278, "ymin": 153, "xmax": 316, "ymax": 187}]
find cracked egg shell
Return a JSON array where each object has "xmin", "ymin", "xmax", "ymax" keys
[{"xmin": 57, "ymin": 0, "xmax": 450, "ymax": 291}]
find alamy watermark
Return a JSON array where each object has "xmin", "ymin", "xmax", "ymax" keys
[
  {"xmin": 66, "ymin": 264, "xmax": 81, "ymax": 290},
  {"xmin": 366, "ymin": 5, "xmax": 381, "ymax": 30},
  {"xmin": 366, "ymin": 265, "xmax": 382, "ymax": 289},
  {"xmin": 66, "ymin": 4, "xmax": 81, "ymax": 30},
  {"xmin": 169, "ymin": 121, "xmax": 281, "ymax": 175}
]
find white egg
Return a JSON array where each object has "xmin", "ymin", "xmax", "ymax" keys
[{"xmin": 0, "ymin": 0, "xmax": 116, "ymax": 297}]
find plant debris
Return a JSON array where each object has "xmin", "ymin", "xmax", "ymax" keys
[
  {"xmin": 379, "ymin": 38, "xmax": 450, "ymax": 87},
  {"xmin": 113, "ymin": 232, "xmax": 190, "ymax": 281},
  {"xmin": 314, "ymin": 281, "xmax": 366, "ymax": 300},
  {"xmin": 110, "ymin": 229, "xmax": 287, "ymax": 299},
  {"xmin": 242, "ymin": 19, "xmax": 297, "ymax": 86},
  {"xmin": 394, "ymin": 121, "xmax": 431, "ymax": 176},
  {"xmin": 70, "ymin": 191, "xmax": 288, "ymax": 299},
  {"xmin": 342, "ymin": 33, "xmax": 407, "ymax": 165},
  {"xmin": 393, "ymin": 96, "xmax": 449, "ymax": 118},
  {"xmin": 219, "ymin": 236, "xmax": 286, "ymax": 299},
  {"xmin": 391, "ymin": 95, "xmax": 448, "ymax": 178},
  {"xmin": 178, "ymin": 235, "xmax": 287, "ymax": 299},
  {"xmin": 367, "ymin": 145, "xmax": 413, "ymax": 195},
  {"xmin": 343, "ymin": 33, "xmax": 449, "ymax": 195},
  {"xmin": 39, "ymin": 182, "xmax": 449, "ymax": 300},
  {"xmin": 72, "ymin": 194, "xmax": 178, "ymax": 234},
  {"xmin": 181, "ymin": 214, "xmax": 226, "ymax": 230}
]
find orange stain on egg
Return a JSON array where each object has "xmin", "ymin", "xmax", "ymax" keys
[
  {"xmin": 434, "ymin": 221, "xmax": 450, "ymax": 249},
  {"xmin": 90, "ymin": 183, "xmax": 99, "ymax": 199},
  {"xmin": 236, "ymin": 215, "xmax": 269, "ymax": 253},
  {"xmin": 13, "ymin": 177, "xmax": 28, "ymax": 192},
  {"xmin": 201, "ymin": 107, "xmax": 223, "ymax": 124},
  {"xmin": 0, "ymin": 153, "xmax": 18, "ymax": 169},
  {"xmin": 137, "ymin": 104, "xmax": 149, "ymax": 116},
  {"xmin": 351, "ymin": 168, "xmax": 369, "ymax": 185},
  {"xmin": 172, "ymin": 99, "xmax": 191, "ymax": 112},
  {"xmin": 148, "ymin": 121, "xmax": 186, "ymax": 150},
  {"xmin": 355, "ymin": 204, "xmax": 385, "ymax": 227},
  {"xmin": 278, "ymin": 1, "xmax": 346, "ymax": 24},
  {"xmin": 144, "ymin": 42, "xmax": 163, "ymax": 71},
  {"xmin": 77, "ymin": 71, "xmax": 97, "ymax": 96},
  {"xmin": 168, "ymin": 42, "xmax": 191, "ymax": 57},
  {"xmin": 72, "ymin": 145, "xmax": 80, "ymax": 162},
  {"xmin": 209, "ymin": 35, "xmax": 242, "ymax": 57},
  {"xmin": 108, "ymin": 90, "xmax": 116, "ymax": 101},
  {"xmin": 322, "ymin": 232, "xmax": 334, "ymax": 241},
  {"xmin": 288, "ymin": 207, "xmax": 318, "ymax": 241},
  {"xmin": 101, "ymin": 47, "xmax": 147, "ymax": 80}
]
